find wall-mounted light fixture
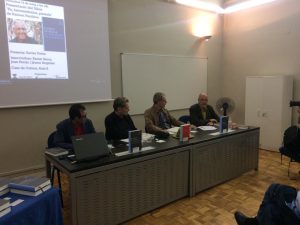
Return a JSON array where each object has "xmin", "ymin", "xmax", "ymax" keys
[
  {"xmin": 191, "ymin": 15, "xmax": 215, "ymax": 40},
  {"xmin": 200, "ymin": 35, "xmax": 212, "ymax": 41}
]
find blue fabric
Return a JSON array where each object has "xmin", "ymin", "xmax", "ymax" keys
[
  {"xmin": 280, "ymin": 146, "xmax": 300, "ymax": 162},
  {"xmin": 178, "ymin": 115, "xmax": 190, "ymax": 123},
  {"xmin": 286, "ymin": 202, "xmax": 300, "ymax": 218},
  {"xmin": 257, "ymin": 183, "xmax": 300, "ymax": 225},
  {"xmin": 158, "ymin": 111, "xmax": 170, "ymax": 129},
  {"xmin": 0, "ymin": 188, "xmax": 63, "ymax": 225},
  {"xmin": 286, "ymin": 191, "xmax": 300, "ymax": 219}
]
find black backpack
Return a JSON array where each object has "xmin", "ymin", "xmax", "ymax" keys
[{"xmin": 283, "ymin": 125, "xmax": 300, "ymax": 149}]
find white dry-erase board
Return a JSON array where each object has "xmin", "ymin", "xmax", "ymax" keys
[{"xmin": 121, "ymin": 53, "xmax": 207, "ymax": 115}]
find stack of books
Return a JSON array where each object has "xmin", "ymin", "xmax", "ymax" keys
[
  {"xmin": 0, "ymin": 199, "xmax": 11, "ymax": 218},
  {"xmin": 0, "ymin": 178, "xmax": 10, "ymax": 196},
  {"xmin": 45, "ymin": 147, "xmax": 68, "ymax": 157},
  {"xmin": 9, "ymin": 176, "xmax": 51, "ymax": 197}
]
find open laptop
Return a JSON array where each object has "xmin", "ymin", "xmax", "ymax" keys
[{"xmin": 71, "ymin": 132, "xmax": 110, "ymax": 162}]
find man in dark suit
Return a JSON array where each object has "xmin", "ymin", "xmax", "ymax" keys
[
  {"xmin": 105, "ymin": 97, "xmax": 137, "ymax": 141},
  {"xmin": 53, "ymin": 104, "xmax": 96, "ymax": 149},
  {"xmin": 189, "ymin": 93, "xmax": 219, "ymax": 126}
]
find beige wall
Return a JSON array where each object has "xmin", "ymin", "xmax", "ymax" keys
[
  {"xmin": 222, "ymin": 0, "xmax": 300, "ymax": 124},
  {"xmin": 0, "ymin": 0, "xmax": 223, "ymax": 175}
]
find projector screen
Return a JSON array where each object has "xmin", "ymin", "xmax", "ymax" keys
[{"xmin": 0, "ymin": 0, "xmax": 112, "ymax": 108}]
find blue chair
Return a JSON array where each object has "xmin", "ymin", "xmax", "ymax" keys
[
  {"xmin": 47, "ymin": 131, "xmax": 63, "ymax": 207},
  {"xmin": 178, "ymin": 115, "xmax": 190, "ymax": 123},
  {"xmin": 279, "ymin": 146, "xmax": 300, "ymax": 177}
]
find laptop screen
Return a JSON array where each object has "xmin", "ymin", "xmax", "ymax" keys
[{"xmin": 71, "ymin": 132, "xmax": 110, "ymax": 161}]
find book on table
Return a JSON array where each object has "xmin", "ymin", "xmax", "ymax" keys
[
  {"xmin": 0, "ymin": 207, "xmax": 11, "ymax": 218},
  {"xmin": 45, "ymin": 147, "xmax": 68, "ymax": 157},
  {"xmin": 10, "ymin": 184, "xmax": 51, "ymax": 197},
  {"xmin": 0, "ymin": 199, "xmax": 11, "ymax": 218},
  {"xmin": 0, "ymin": 177, "xmax": 10, "ymax": 192},
  {"xmin": 0, "ymin": 189, "xmax": 9, "ymax": 197},
  {"xmin": 0, "ymin": 177, "xmax": 10, "ymax": 196},
  {"xmin": 219, "ymin": 116, "xmax": 229, "ymax": 133},
  {"xmin": 0, "ymin": 199, "xmax": 10, "ymax": 212},
  {"xmin": 179, "ymin": 124, "xmax": 191, "ymax": 142},
  {"xmin": 128, "ymin": 130, "xmax": 142, "ymax": 153},
  {"xmin": 9, "ymin": 176, "xmax": 51, "ymax": 192},
  {"xmin": 172, "ymin": 125, "xmax": 193, "ymax": 141}
]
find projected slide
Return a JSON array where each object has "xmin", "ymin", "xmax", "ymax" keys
[{"xmin": 5, "ymin": 0, "xmax": 68, "ymax": 79}]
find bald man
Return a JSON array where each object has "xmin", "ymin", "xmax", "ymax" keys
[{"xmin": 189, "ymin": 93, "xmax": 219, "ymax": 126}]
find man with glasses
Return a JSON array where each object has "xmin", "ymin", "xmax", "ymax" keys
[
  {"xmin": 105, "ymin": 97, "xmax": 137, "ymax": 141},
  {"xmin": 53, "ymin": 104, "xmax": 95, "ymax": 149},
  {"xmin": 189, "ymin": 93, "xmax": 219, "ymax": 126},
  {"xmin": 144, "ymin": 92, "xmax": 183, "ymax": 135}
]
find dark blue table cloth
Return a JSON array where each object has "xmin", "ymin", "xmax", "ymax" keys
[{"xmin": 0, "ymin": 188, "xmax": 63, "ymax": 225}]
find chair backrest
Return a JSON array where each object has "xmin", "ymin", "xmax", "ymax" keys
[
  {"xmin": 47, "ymin": 131, "xmax": 57, "ymax": 148},
  {"xmin": 178, "ymin": 115, "xmax": 190, "ymax": 123},
  {"xmin": 283, "ymin": 125, "xmax": 300, "ymax": 149}
]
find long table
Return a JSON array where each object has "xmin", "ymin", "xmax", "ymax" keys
[{"xmin": 45, "ymin": 127, "xmax": 259, "ymax": 225}]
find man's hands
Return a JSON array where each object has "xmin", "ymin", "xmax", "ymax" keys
[{"xmin": 207, "ymin": 119, "xmax": 217, "ymax": 126}]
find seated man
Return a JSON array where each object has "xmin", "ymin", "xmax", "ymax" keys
[
  {"xmin": 144, "ymin": 92, "xmax": 183, "ymax": 135},
  {"xmin": 189, "ymin": 93, "xmax": 219, "ymax": 126},
  {"xmin": 53, "ymin": 104, "xmax": 95, "ymax": 149},
  {"xmin": 234, "ymin": 183, "xmax": 300, "ymax": 225},
  {"xmin": 105, "ymin": 97, "xmax": 137, "ymax": 141}
]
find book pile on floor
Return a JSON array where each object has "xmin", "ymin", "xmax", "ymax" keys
[
  {"xmin": 0, "ymin": 198, "xmax": 11, "ymax": 218},
  {"xmin": 9, "ymin": 176, "xmax": 51, "ymax": 197},
  {"xmin": 0, "ymin": 178, "xmax": 10, "ymax": 196}
]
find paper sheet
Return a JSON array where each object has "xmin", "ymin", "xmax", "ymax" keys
[
  {"xmin": 198, "ymin": 126, "xmax": 217, "ymax": 131},
  {"xmin": 209, "ymin": 129, "xmax": 235, "ymax": 136},
  {"xmin": 115, "ymin": 146, "xmax": 155, "ymax": 157},
  {"xmin": 167, "ymin": 127, "xmax": 179, "ymax": 134},
  {"xmin": 11, "ymin": 199, "xmax": 24, "ymax": 207}
]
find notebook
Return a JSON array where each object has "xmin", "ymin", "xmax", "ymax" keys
[{"xmin": 71, "ymin": 132, "xmax": 110, "ymax": 162}]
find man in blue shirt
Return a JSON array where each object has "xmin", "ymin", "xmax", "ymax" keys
[{"xmin": 53, "ymin": 104, "xmax": 95, "ymax": 149}]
